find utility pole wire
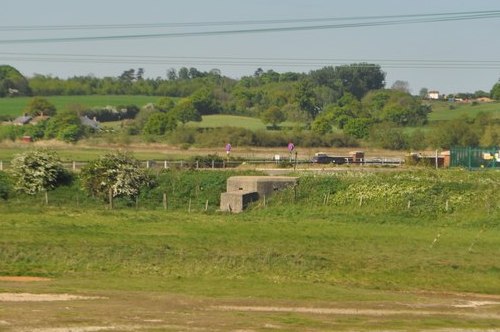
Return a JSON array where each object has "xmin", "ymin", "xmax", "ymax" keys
[{"xmin": 0, "ymin": 11, "xmax": 499, "ymax": 44}]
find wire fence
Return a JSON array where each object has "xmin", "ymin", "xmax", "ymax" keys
[
  {"xmin": 0, "ymin": 157, "xmax": 404, "ymax": 172},
  {"xmin": 450, "ymin": 147, "xmax": 500, "ymax": 169}
]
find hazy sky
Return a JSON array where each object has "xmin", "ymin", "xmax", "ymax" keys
[{"xmin": 1, "ymin": 0, "xmax": 500, "ymax": 94}]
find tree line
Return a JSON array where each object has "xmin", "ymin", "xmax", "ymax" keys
[{"xmin": 1, "ymin": 64, "xmax": 499, "ymax": 149}]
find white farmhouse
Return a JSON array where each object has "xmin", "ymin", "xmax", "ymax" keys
[{"xmin": 427, "ymin": 91, "xmax": 440, "ymax": 100}]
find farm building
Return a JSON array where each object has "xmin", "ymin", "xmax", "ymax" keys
[{"xmin": 427, "ymin": 90, "xmax": 440, "ymax": 100}]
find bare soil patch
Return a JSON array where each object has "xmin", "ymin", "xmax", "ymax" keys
[
  {"xmin": 0, "ymin": 293, "xmax": 106, "ymax": 302},
  {"xmin": 212, "ymin": 304, "xmax": 500, "ymax": 320},
  {"xmin": 0, "ymin": 276, "xmax": 51, "ymax": 282}
]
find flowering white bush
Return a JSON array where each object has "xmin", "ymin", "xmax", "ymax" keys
[
  {"xmin": 80, "ymin": 152, "xmax": 151, "ymax": 200},
  {"xmin": 9, "ymin": 149, "xmax": 67, "ymax": 195}
]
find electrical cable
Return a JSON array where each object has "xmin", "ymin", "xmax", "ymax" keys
[{"xmin": 0, "ymin": 11, "xmax": 499, "ymax": 44}]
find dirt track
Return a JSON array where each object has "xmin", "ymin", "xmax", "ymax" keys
[{"xmin": 1, "ymin": 289, "xmax": 500, "ymax": 331}]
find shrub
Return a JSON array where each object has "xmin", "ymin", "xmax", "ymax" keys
[
  {"xmin": 82, "ymin": 105, "xmax": 139, "ymax": 122},
  {"xmin": 189, "ymin": 154, "xmax": 225, "ymax": 168},
  {"xmin": 9, "ymin": 149, "xmax": 69, "ymax": 195},
  {"xmin": 0, "ymin": 171, "xmax": 11, "ymax": 200},
  {"xmin": 80, "ymin": 151, "xmax": 152, "ymax": 200}
]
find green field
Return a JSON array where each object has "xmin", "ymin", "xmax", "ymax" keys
[
  {"xmin": 428, "ymin": 100, "xmax": 500, "ymax": 122},
  {"xmin": 1, "ymin": 169, "xmax": 499, "ymax": 330},
  {"xmin": 0, "ymin": 95, "xmax": 158, "ymax": 117},
  {"xmin": 188, "ymin": 114, "xmax": 268, "ymax": 130},
  {"xmin": 2, "ymin": 95, "xmax": 499, "ymax": 123}
]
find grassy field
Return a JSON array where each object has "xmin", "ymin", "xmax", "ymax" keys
[
  {"xmin": 0, "ymin": 95, "xmax": 158, "ymax": 117},
  {"xmin": 428, "ymin": 100, "xmax": 500, "ymax": 122},
  {"xmin": 0, "ymin": 169, "xmax": 499, "ymax": 330},
  {"xmin": 1, "ymin": 95, "xmax": 499, "ymax": 122},
  {"xmin": 188, "ymin": 114, "xmax": 267, "ymax": 130}
]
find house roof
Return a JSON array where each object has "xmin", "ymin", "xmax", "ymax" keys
[
  {"xmin": 13, "ymin": 115, "xmax": 32, "ymax": 125},
  {"xmin": 80, "ymin": 116, "xmax": 101, "ymax": 130}
]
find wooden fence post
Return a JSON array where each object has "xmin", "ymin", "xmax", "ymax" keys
[
  {"xmin": 109, "ymin": 188, "xmax": 113, "ymax": 210},
  {"xmin": 163, "ymin": 193, "xmax": 167, "ymax": 210}
]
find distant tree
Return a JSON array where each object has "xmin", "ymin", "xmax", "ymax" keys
[
  {"xmin": 9, "ymin": 149, "xmax": 69, "ymax": 195},
  {"xmin": 136, "ymin": 68, "xmax": 145, "ymax": 80},
  {"xmin": 328, "ymin": 93, "xmax": 364, "ymax": 128},
  {"xmin": 369, "ymin": 123, "xmax": 408, "ymax": 150},
  {"xmin": 391, "ymin": 80, "xmax": 410, "ymax": 93},
  {"xmin": 254, "ymin": 68, "xmax": 264, "ymax": 78},
  {"xmin": 343, "ymin": 118, "xmax": 372, "ymax": 139},
  {"xmin": 0, "ymin": 65, "xmax": 31, "ymax": 97},
  {"xmin": 44, "ymin": 111, "xmax": 84, "ymax": 142},
  {"xmin": 296, "ymin": 79, "xmax": 321, "ymax": 120},
  {"xmin": 474, "ymin": 90, "xmax": 490, "ymax": 98},
  {"xmin": 490, "ymin": 82, "xmax": 500, "ymax": 100},
  {"xmin": 178, "ymin": 67, "xmax": 190, "ymax": 80},
  {"xmin": 189, "ymin": 67, "xmax": 203, "ymax": 78},
  {"xmin": 25, "ymin": 97, "xmax": 57, "ymax": 117},
  {"xmin": 209, "ymin": 68, "xmax": 222, "ymax": 77},
  {"xmin": 419, "ymin": 87, "xmax": 429, "ymax": 99},
  {"xmin": 172, "ymin": 98, "xmax": 202, "ymax": 124},
  {"xmin": 119, "ymin": 69, "xmax": 135, "ymax": 84},
  {"xmin": 143, "ymin": 112, "xmax": 178, "ymax": 135},
  {"xmin": 311, "ymin": 114, "xmax": 333, "ymax": 134},
  {"xmin": 190, "ymin": 88, "xmax": 221, "ymax": 115},
  {"xmin": 362, "ymin": 90, "xmax": 430, "ymax": 126},
  {"xmin": 165, "ymin": 68, "xmax": 177, "ymax": 80},
  {"xmin": 427, "ymin": 118, "xmax": 479, "ymax": 149},
  {"xmin": 281, "ymin": 103, "xmax": 308, "ymax": 122},
  {"xmin": 156, "ymin": 97, "xmax": 175, "ymax": 111},
  {"xmin": 309, "ymin": 63, "xmax": 385, "ymax": 99},
  {"xmin": 261, "ymin": 106, "xmax": 286, "ymax": 129}
]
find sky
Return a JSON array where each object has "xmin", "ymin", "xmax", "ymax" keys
[{"xmin": 1, "ymin": 0, "xmax": 500, "ymax": 95}]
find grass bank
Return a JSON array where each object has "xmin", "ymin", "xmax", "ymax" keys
[{"xmin": 1, "ymin": 169, "xmax": 499, "ymax": 330}]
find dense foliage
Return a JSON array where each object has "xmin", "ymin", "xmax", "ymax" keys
[
  {"xmin": 8, "ymin": 150, "xmax": 69, "ymax": 194},
  {"xmin": 0, "ymin": 65, "xmax": 31, "ymax": 97},
  {"xmin": 0, "ymin": 171, "xmax": 11, "ymax": 200},
  {"xmin": 1, "ymin": 65, "xmax": 499, "ymax": 150},
  {"xmin": 79, "ymin": 151, "xmax": 151, "ymax": 200},
  {"xmin": 25, "ymin": 97, "xmax": 57, "ymax": 116}
]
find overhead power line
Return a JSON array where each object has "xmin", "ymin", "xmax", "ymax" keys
[
  {"xmin": 1, "ymin": 52, "xmax": 499, "ymax": 70},
  {"xmin": 0, "ymin": 10, "xmax": 498, "ymax": 31},
  {"xmin": 0, "ymin": 10, "xmax": 499, "ymax": 44}
]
